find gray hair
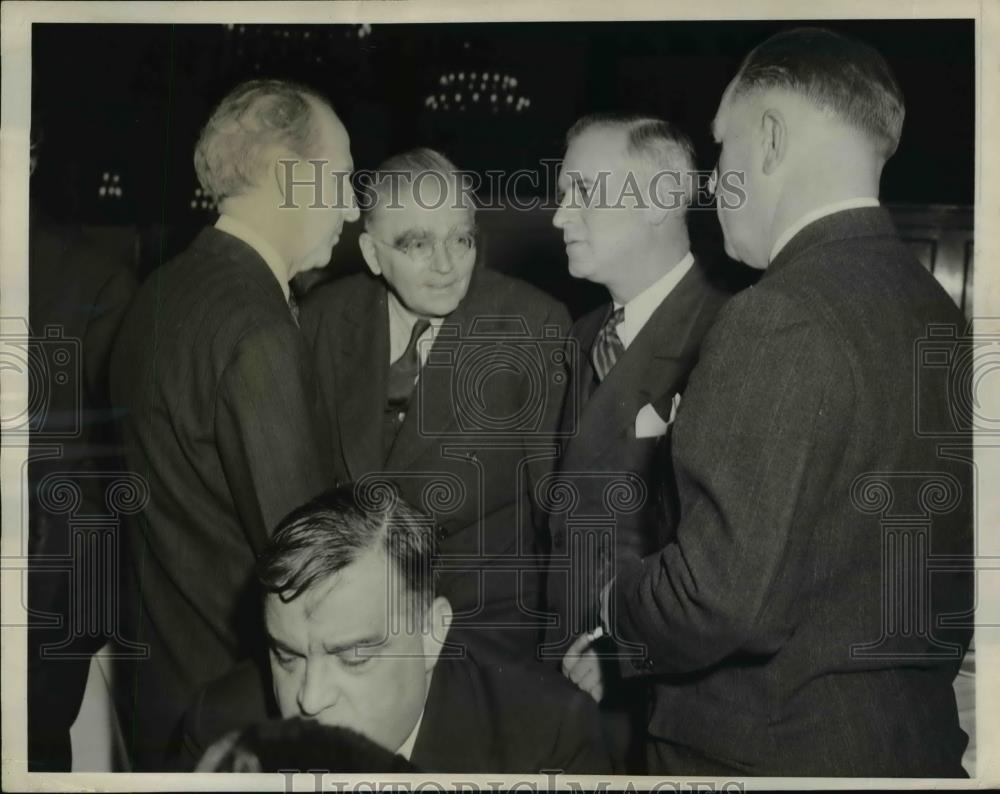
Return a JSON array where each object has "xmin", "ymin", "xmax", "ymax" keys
[
  {"xmin": 729, "ymin": 27, "xmax": 905, "ymax": 158},
  {"xmin": 360, "ymin": 147, "xmax": 475, "ymax": 228},
  {"xmin": 566, "ymin": 113, "xmax": 697, "ymax": 204},
  {"xmin": 194, "ymin": 79, "xmax": 330, "ymax": 201}
]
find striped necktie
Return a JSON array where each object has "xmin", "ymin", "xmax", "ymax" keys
[
  {"xmin": 387, "ymin": 318, "xmax": 431, "ymax": 405},
  {"xmin": 591, "ymin": 306, "xmax": 625, "ymax": 381},
  {"xmin": 287, "ymin": 292, "xmax": 300, "ymax": 327}
]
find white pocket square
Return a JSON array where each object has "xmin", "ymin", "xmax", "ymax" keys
[
  {"xmin": 634, "ymin": 393, "xmax": 681, "ymax": 439},
  {"xmin": 635, "ymin": 402, "xmax": 669, "ymax": 439}
]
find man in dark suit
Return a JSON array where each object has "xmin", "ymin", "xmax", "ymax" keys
[
  {"xmin": 27, "ymin": 133, "xmax": 138, "ymax": 768},
  {"xmin": 604, "ymin": 28, "xmax": 973, "ymax": 776},
  {"xmin": 109, "ymin": 79, "xmax": 360, "ymax": 769},
  {"xmin": 545, "ymin": 114, "xmax": 729, "ymax": 771},
  {"xmin": 300, "ymin": 148, "xmax": 571, "ymax": 663},
  {"xmin": 177, "ymin": 486, "xmax": 612, "ymax": 774}
]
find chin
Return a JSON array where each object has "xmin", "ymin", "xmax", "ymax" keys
[{"xmin": 566, "ymin": 255, "xmax": 593, "ymax": 280}]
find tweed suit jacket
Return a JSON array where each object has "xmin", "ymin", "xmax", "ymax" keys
[{"xmin": 612, "ymin": 208, "xmax": 974, "ymax": 776}]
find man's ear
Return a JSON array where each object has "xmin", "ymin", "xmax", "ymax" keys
[
  {"xmin": 648, "ymin": 170, "xmax": 691, "ymax": 227},
  {"xmin": 420, "ymin": 596, "xmax": 453, "ymax": 674},
  {"xmin": 760, "ymin": 108, "xmax": 786, "ymax": 176},
  {"xmin": 358, "ymin": 231, "xmax": 382, "ymax": 276},
  {"xmin": 268, "ymin": 147, "xmax": 295, "ymax": 206}
]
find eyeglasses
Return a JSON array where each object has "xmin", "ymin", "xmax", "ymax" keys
[{"xmin": 370, "ymin": 229, "xmax": 477, "ymax": 264}]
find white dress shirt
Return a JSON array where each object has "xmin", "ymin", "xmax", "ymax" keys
[
  {"xmin": 769, "ymin": 197, "xmax": 880, "ymax": 263},
  {"xmin": 387, "ymin": 291, "xmax": 443, "ymax": 366},
  {"xmin": 215, "ymin": 214, "xmax": 290, "ymax": 301},
  {"xmin": 614, "ymin": 251, "xmax": 695, "ymax": 349},
  {"xmin": 396, "ymin": 710, "xmax": 424, "ymax": 761}
]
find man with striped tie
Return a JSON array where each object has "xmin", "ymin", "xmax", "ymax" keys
[
  {"xmin": 109, "ymin": 79, "xmax": 358, "ymax": 770},
  {"xmin": 547, "ymin": 113, "xmax": 730, "ymax": 772}
]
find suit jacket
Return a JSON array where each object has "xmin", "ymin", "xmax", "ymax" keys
[
  {"xmin": 300, "ymin": 268, "xmax": 571, "ymax": 662},
  {"xmin": 613, "ymin": 207, "xmax": 974, "ymax": 776},
  {"xmin": 545, "ymin": 259, "xmax": 729, "ymax": 651},
  {"xmin": 178, "ymin": 636, "xmax": 612, "ymax": 774},
  {"xmin": 28, "ymin": 209, "xmax": 138, "ymax": 771},
  {"xmin": 109, "ymin": 226, "xmax": 333, "ymax": 769}
]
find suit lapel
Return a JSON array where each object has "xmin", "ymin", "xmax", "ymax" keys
[
  {"xmin": 565, "ymin": 261, "xmax": 714, "ymax": 469},
  {"xmin": 335, "ymin": 281, "xmax": 390, "ymax": 478},
  {"xmin": 410, "ymin": 656, "xmax": 493, "ymax": 771}
]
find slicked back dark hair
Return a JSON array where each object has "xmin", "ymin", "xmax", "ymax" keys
[
  {"xmin": 257, "ymin": 484, "xmax": 437, "ymax": 609},
  {"xmin": 729, "ymin": 27, "xmax": 905, "ymax": 157}
]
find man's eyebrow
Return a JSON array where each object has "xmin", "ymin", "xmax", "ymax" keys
[
  {"xmin": 267, "ymin": 635, "xmax": 300, "ymax": 655},
  {"xmin": 393, "ymin": 228, "xmax": 432, "ymax": 246},
  {"xmin": 564, "ymin": 171, "xmax": 593, "ymax": 187},
  {"xmin": 323, "ymin": 634, "xmax": 384, "ymax": 655}
]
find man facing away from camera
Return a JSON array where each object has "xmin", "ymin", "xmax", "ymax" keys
[
  {"xmin": 299, "ymin": 148, "xmax": 572, "ymax": 664},
  {"xmin": 547, "ymin": 113, "xmax": 730, "ymax": 771},
  {"xmin": 110, "ymin": 79, "xmax": 359, "ymax": 769},
  {"xmin": 592, "ymin": 28, "xmax": 973, "ymax": 776},
  {"xmin": 179, "ymin": 486, "xmax": 612, "ymax": 774}
]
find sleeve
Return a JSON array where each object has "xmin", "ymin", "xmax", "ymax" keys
[
  {"xmin": 526, "ymin": 298, "xmax": 574, "ymax": 527},
  {"xmin": 215, "ymin": 320, "xmax": 334, "ymax": 553},
  {"xmin": 612, "ymin": 291, "xmax": 854, "ymax": 675},
  {"xmin": 82, "ymin": 259, "xmax": 139, "ymax": 407},
  {"xmin": 547, "ymin": 688, "xmax": 615, "ymax": 774}
]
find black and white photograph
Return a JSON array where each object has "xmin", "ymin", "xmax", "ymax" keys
[{"xmin": 1, "ymin": 0, "xmax": 997, "ymax": 790}]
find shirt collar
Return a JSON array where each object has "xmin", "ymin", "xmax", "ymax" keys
[
  {"xmin": 769, "ymin": 197, "xmax": 880, "ymax": 264},
  {"xmin": 614, "ymin": 251, "xmax": 694, "ymax": 350},
  {"xmin": 215, "ymin": 214, "xmax": 290, "ymax": 301},
  {"xmin": 396, "ymin": 710, "xmax": 425, "ymax": 761},
  {"xmin": 387, "ymin": 290, "xmax": 444, "ymax": 365}
]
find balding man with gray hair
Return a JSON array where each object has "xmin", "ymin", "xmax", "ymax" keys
[
  {"xmin": 110, "ymin": 79, "xmax": 358, "ymax": 770},
  {"xmin": 300, "ymin": 147, "xmax": 572, "ymax": 664}
]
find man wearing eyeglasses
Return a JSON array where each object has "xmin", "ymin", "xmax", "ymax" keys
[{"xmin": 299, "ymin": 148, "xmax": 572, "ymax": 664}]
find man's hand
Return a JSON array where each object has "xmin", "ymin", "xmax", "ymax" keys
[{"xmin": 561, "ymin": 630, "xmax": 604, "ymax": 703}]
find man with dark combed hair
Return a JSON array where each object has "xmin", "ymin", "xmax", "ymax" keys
[
  {"xmin": 110, "ymin": 78, "xmax": 360, "ymax": 769},
  {"xmin": 599, "ymin": 27, "xmax": 973, "ymax": 776},
  {"xmin": 178, "ymin": 485, "xmax": 612, "ymax": 774}
]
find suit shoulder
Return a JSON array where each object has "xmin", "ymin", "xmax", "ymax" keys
[
  {"xmin": 471, "ymin": 657, "xmax": 610, "ymax": 773},
  {"xmin": 300, "ymin": 272, "xmax": 378, "ymax": 322},
  {"xmin": 475, "ymin": 269, "xmax": 570, "ymax": 323}
]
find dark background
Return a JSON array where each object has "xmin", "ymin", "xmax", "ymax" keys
[{"xmin": 30, "ymin": 19, "xmax": 975, "ymax": 316}]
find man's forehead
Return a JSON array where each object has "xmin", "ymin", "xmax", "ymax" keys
[
  {"xmin": 561, "ymin": 125, "xmax": 636, "ymax": 178},
  {"xmin": 711, "ymin": 79, "xmax": 741, "ymax": 141},
  {"xmin": 310, "ymin": 99, "xmax": 352, "ymax": 164},
  {"xmin": 371, "ymin": 184, "xmax": 475, "ymax": 233}
]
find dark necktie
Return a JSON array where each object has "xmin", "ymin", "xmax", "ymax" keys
[
  {"xmin": 287, "ymin": 292, "xmax": 300, "ymax": 327},
  {"xmin": 387, "ymin": 318, "xmax": 431, "ymax": 405},
  {"xmin": 591, "ymin": 306, "xmax": 625, "ymax": 381}
]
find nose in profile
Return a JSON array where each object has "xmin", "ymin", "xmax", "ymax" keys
[
  {"xmin": 296, "ymin": 659, "xmax": 340, "ymax": 717},
  {"xmin": 552, "ymin": 192, "xmax": 574, "ymax": 230}
]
